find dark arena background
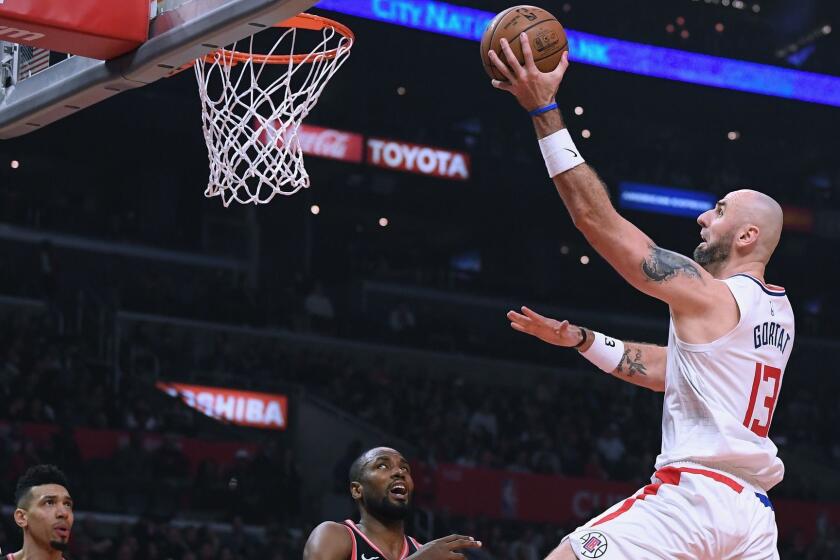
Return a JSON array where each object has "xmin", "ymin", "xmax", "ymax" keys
[{"xmin": 1, "ymin": 0, "xmax": 839, "ymax": 558}]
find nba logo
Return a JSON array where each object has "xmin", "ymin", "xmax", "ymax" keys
[
  {"xmin": 535, "ymin": 31, "xmax": 559, "ymax": 52},
  {"xmin": 579, "ymin": 531, "xmax": 609, "ymax": 558},
  {"xmin": 515, "ymin": 8, "xmax": 538, "ymax": 21}
]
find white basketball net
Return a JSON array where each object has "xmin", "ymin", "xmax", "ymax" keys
[{"xmin": 194, "ymin": 23, "xmax": 352, "ymax": 206}]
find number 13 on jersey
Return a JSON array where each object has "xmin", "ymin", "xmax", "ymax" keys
[{"xmin": 743, "ymin": 362, "xmax": 781, "ymax": 438}]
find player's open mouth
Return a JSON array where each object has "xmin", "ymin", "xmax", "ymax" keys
[
  {"xmin": 54, "ymin": 526, "xmax": 70, "ymax": 538},
  {"xmin": 389, "ymin": 483, "xmax": 408, "ymax": 500}
]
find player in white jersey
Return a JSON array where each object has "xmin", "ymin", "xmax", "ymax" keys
[{"xmin": 488, "ymin": 35, "xmax": 793, "ymax": 559}]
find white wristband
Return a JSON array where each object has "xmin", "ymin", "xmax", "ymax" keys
[
  {"xmin": 538, "ymin": 128, "xmax": 585, "ymax": 178},
  {"xmin": 580, "ymin": 331, "xmax": 625, "ymax": 373}
]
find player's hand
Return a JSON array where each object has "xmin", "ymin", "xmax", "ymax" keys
[
  {"xmin": 507, "ymin": 306, "xmax": 584, "ymax": 347},
  {"xmin": 488, "ymin": 32, "xmax": 570, "ymax": 112},
  {"xmin": 407, "ymin": 535, "xmax": 482, "ymax": 560}
]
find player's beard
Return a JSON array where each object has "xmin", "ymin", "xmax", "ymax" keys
[
  {"xmin": 365, "ymin": 493, "xmax": 412, "ymax": 521},
  {"xmin": 49, "ymin": 539, "xmax": 69, "ymax": 551},
  {"xmin": 694, "ymin": 232, "xmax": 733, "ymax": 271}
]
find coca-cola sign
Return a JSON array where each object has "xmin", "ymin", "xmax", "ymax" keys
[
  {"xmin": 256, "ymin": 121, "xmax": 364, "ymax": 163},
  {"xmin": 367, "ymin": 138, "xmax": 471, "ymax": 180},
  {"xmin": 255, "ymin": 120, "xmax": 471, "ymax": 180},
  {"xmin": 298, "ymin": 124, "xmax": 364, "ymax": 162}
]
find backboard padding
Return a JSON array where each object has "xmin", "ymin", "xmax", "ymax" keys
[{"xmin": 0, "ymin": 0, "xmax": 317, "ymax": 139}]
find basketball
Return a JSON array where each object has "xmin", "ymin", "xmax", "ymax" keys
[{"xmin": 480, "ymin": 5, "xmax": 568, "ymax": 81}]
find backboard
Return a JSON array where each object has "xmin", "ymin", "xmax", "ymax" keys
[{"xmin": 0, "ymin": 0, "xmax": 317, "ymax": 139}]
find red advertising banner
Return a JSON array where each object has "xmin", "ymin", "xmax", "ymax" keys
[
  {"xmin": 255, "ymin": 121, "xmax": 365, "ymax": 163},
  {"xmin": 4, "ymin": 422, "xmax": 258, "ymax": 474},
  {"xmin": 423, "ymin": 463, "xmax": 634, "ymax": 525},
  {"xmin": 297, "ymin": 124, "xmax": 365, "ymax": 163},
  {"xmin": 420, "ymin": 463, "xmax": 840, "ymax": 540},
  {"xmin": 156, "ymin": 381, "xmax": 288, "ymax": 430},
  {"xmin": 253, "ymin": 121, "xmax": 470, "ymax": 180},
  {"xmin": 367, "ymin": 138, "xmax": 471, "ymax": 180}
]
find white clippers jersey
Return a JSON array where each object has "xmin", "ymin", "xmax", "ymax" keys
[{"xmin": 655, "ymin": 273, "xmax": 794, "ymax": 491}]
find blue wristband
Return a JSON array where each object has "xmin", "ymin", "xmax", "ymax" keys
[{"xmin": 529, "ymin": 102, "xmax": 558, "ymax": 116}]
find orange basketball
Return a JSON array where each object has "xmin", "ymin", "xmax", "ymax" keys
[{"xmin": 480, "ymin": 5, "xmax": 568, "ymax": 81}]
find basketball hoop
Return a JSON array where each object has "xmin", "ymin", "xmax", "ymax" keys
[{"xmin": 193, "ymin": 13, "xmax": 353, "ymax": 206}]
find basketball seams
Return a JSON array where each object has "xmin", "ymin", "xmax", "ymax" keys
[{"xmin": 483, "ymin": 7, "xmax": 516, "ymax": 80}]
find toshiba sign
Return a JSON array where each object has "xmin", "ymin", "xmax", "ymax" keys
[
  {"xmin": 157, "ymin": 382, "xmax": 288, "ymax": 430},
  {"xmin": 367, "ymin": 138, "xmax": 471, "ymax": 181}
]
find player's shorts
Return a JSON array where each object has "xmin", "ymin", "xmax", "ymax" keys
[{"xmin": 563, "ymin": 462, "xmax": 778, "ymax": 560}]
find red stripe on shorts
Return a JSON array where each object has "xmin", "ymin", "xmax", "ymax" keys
[
  {"xmin": 591, "ymin": 466, "xmax": 743, "ymax": 527},
  {"xmin": 667, "ymin": 466, "xmax": 744, "ymax": 493}
]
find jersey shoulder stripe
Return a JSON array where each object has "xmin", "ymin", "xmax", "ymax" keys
[
  {"xmin": 342, "ymin": 522, "xmax": 357, "ymax": 560},
  {"xmin": 730, "ymin": 273, "xmax": 786, "ymax": 296}
]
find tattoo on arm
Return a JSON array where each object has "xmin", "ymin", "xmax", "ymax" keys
[
  {"xmin": 613, "ymin": 348, "xmax": 648, "ymax": 378},
  {"xmin": 641, "ymin": 245, "xmax": 703, "ymax": 283}
]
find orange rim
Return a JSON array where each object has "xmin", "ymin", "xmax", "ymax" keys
[{"xmin": 200, "ymin": 13, "xmax": 354, "ymax": 66}]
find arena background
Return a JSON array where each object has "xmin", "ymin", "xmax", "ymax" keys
[{"xmin": 1, "ymin": 0, "xmax": 839, "ymax": 558}]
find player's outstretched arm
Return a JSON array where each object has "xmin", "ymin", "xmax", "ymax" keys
[
  {"xmin": 489, "ymin": 35, "xmax": 729, "ymax": 315},
  {"xmin": 507, "ymin": 306, "xmax": 666, "ymax": 392},
  {"xmin": 531, "ymin": 112, "xmax": 725, "ymax": 316},
  {"xmin": 303, "ymin": 522, "xmax": 353, "ymax": 560}
]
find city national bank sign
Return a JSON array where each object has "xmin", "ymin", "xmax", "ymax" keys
[
  {"xmin": 157, "ymin": 381, "xmax": 288, "ymax": 430},
  {"xmin": 259, "ymin": 120, "xmax": 471, "ymax": 181},
  {"xmin": 317, "ymin": 0, "xmax": 493, "ymax": 41}
]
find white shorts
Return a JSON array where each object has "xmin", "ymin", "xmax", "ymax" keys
[{"xmin": 564, "ymin": 463, "xmax": 779, "ymax": 560}]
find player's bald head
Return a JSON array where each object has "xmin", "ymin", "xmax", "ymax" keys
[{"xmin": 723, "ymin": 189, "xmax": 783, "ymax": 262}]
